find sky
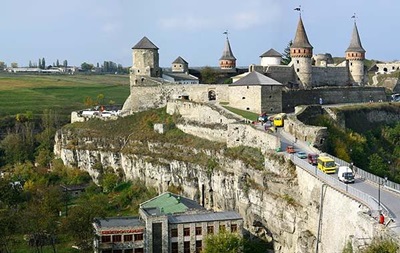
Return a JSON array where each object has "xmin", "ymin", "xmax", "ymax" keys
[{"xmin": 1, "ymin": 0, "xmax": 399, "ymax": 68}]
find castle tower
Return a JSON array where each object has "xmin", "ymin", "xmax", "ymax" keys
[
  {"xmin": 345, "ymin": 22, "xmax": 366, "ymax": 85},
  {"xmin": 290, "ymin": 16, "xmax": 313, "ymax": 88},
  {"xmin": 131, "ymin": 36, "xmax": 161, "ymax": 79},
  {"xmin": 171, "ymin": 56, "xmax": 189, "ymax": 73},
  {"xmin": 219, "ymin": 34, "xmax": 236, "ymax": 69}
]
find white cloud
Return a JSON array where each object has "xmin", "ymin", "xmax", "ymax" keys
[{"xmin": 158, "ymin": 0, "xmax": 282, "ymax": 31}]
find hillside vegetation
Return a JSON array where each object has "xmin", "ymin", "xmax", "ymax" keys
[{"xmin": 310, "ymin": 113, "xmax": 400, "ymax": 182}]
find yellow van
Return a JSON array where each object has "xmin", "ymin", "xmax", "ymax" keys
[
  {"xmin": 273, "ymin": 113, "xmax": 286, "ymax": 127},
  {"xmin": 317, "ymin": 156, "xmax": 337, "ymax": 174}
]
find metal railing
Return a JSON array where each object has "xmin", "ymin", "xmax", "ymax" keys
[
  {"xmin": 324, "ymin": 154, "xmax": 400, "ymax": 194},
  {"xmin": 289, "ymin": 154, "xmax": 390, "ymax": 218}
]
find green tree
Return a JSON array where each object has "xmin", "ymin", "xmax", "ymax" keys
[
  {"xmin": 203, "ymin": 232, "xmax": 243, "ymax": 253},
  {"xmin": 62, "ymin": 194, "xmax": 108, "ymax": 250},
  {"xmin": 81, "ymin": 62, "xmax": 94, "ymax": 72},
  {"xmin": 369, "ymin": 153, "xmax": 388, "ymax": 177},
  {"xmin": 42, "ymin": 57, "xmax": 46, "ymax": 69},
  {"xmin": 0, "ymin": 61, "xmax": 5, "ymax": 70},
  {"xmin": 200, "ymin": 66, "xmax": 218, "ymax": 84},
  {"xmin": 281, "ymin": 40, "xmax": 292, "ymax": 65}
]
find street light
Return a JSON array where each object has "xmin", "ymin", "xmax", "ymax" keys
[{"xmin": 378, "ymin": 176, "xmax": 388, "ymax": 213}]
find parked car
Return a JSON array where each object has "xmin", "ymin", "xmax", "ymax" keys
[
  {"xmin": 296, "ymin": 151, "xmax": 307, "ymax": 159},
  {"xmin": 307, "ymin": 153, "xmax": 319, "ymax": 165},
  {"xmin": 286, "ymin": 145, "xmax": 295, "ymax": 154}
]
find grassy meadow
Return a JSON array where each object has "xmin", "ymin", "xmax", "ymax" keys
[{"xmin": 0, "ymin": 73, "xmax": 130, "ymax": 120}]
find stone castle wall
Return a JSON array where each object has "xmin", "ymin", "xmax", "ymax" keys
[
  {"xmin": 122, "ymin": 84, "xmax": 230, "ymax": 114},
  {"xmin": 166, "ymin": 100, "xmax": 280, "ymax": 152},
  {"xmin": 311, "ymin": 66, "xmax": 349, "ymax": 86},
  {"xmin": 282, "ymin": 87, "xmax": 386, "ymax": 112}
]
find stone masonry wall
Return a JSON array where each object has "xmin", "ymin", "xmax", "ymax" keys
[
  {"xmin": 311, "ymin": 66, "xmax": 349, "ymax": 86},
  {"xmin": 122, "ymin": 84, "xmax": 230, "ymax": 114},
  {"xmin": 166, "ymin": 100, "xmax": 280, "ymax": 151},
  {"xmin": 282, "ymin": 87, "xmax": 387, "ymax": 113},
  {"xmin": 284, "ymin": 106, "xmax": 328, "ymax": 150}
]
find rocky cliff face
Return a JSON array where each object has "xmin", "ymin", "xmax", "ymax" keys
[{"xmin": 54, "ymin": 128, "xmax": 381, "ymax": 253}]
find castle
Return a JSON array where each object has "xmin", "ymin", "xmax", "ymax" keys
[{"xmin": 121, "ymin": 16, "xmax": 385, "ymax": 115}]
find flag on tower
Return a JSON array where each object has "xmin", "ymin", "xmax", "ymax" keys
[{"xmin": 294, "ymin": 7, "xmax": 301, "ymax": 11}]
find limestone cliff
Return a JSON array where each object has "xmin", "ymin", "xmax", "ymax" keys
[{"xmin": 54, "ymin": 126, "xmax": 380, "ymax": 253}]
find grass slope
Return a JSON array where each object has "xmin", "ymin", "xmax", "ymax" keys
[{"xmin": 0, "ymin": 73, "xmax": 130, "ymax": 119}]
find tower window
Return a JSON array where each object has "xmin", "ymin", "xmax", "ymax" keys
[
  {"xmin": 242, "ymin": 97, "xmax": 246, "ymax": 99},
  {"xmin": 297, "ymin": 68, "xmax": 300, "ymax": 72},
  {"xmin": 297, "ymin": 60, "xmax": 299, "ymax": 64},
  {"xmin": 247, "ymin": 86, "xmax": 249, "ymax": 89}
]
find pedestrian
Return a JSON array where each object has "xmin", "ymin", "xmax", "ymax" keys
[
  {"xmin": 319, "ymin": 97, "xmax": 323, "ymax": 105},
  {"xmin": 294, "ymin": 137, "xmax": 298, "ymax": 143}
]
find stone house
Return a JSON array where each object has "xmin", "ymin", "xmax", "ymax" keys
[{"xmin": 229, "ymin": 71, "xmax": 283, "ymax": 114}]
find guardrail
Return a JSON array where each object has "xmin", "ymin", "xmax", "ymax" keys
[
  {"xmin": 289, "ymin": 154, "xmax": 390, "ymax": 218},
  {"xmin": 325, "ymin": 154, "xmax": 400, "ymax": 194}
]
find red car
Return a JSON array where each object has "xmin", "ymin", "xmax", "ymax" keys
[
  {"xmin": 307, "ymin": 154, "xmax": 319, "ymax": 165},
  {"xmin": 286, "ymin": 145, "xmax": 296, "ymax": 154}
]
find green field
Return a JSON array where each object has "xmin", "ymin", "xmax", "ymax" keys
[{"xmin": 0, "ymin": 73, "xmax": 130, "ymax": 119}]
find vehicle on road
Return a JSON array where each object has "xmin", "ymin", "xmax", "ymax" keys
[
  {"xmin": 307, "ymin": 153, "xmax": 319, "ymax": 165},
  {"xmin": 391, "ymin": 93, "xmax": 400, "ymax": 102},
  {"xmin": 273, "ymin": 113, "xmax": 286, "ymax": 127},
  {"xmin": 317, "ymin": 156, "xmax": 337, "ymax": 174},
  {"xmin": 338, "ymin": 166, "xmax": 355, "ymax": 183},
  {"xmin": 286, "ymin": 145, "xmax": 295, "ymax": 154},
  {"xmin": 296, "ymin": 151, "xmax": 307, "ymax": 159}
]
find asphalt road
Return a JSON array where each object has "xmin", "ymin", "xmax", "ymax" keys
[{"xmin": 277, "ymin": 128, "xmax": 400, "ymax": 234}]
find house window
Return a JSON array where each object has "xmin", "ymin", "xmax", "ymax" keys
[
  {"xmin": 196, "ymin": 240, "xmax": 202, "ymax": 253},
  {"xmin": 231, "ymin": 224, "xmax": 238, "ymax": 232},
  {"xmin": 134, "ymin": 248, "xmax": 144, "ymax": 253},
  {"xmin": 247, "ymin": 86, "xmax": 249, "ymax": 89},
  {"xmin": 113, "ymin": 235, "xmax": 122, "ymax": 242},
  {"xmin": 297, "ymin": 68, "xmax": 299, "ymax": 72},
  {"xmin": 114, "ymin": 250, "xmax": 122, "ymax": 253},
  {"xmin": 134, "ymin": 233, "xmax": 143, "ymax": 241},
  {"xmin": 171, "ymin": 228, "xmax": 178, "ymax": 237},
  {"xmin": 124, "ymin": 250, "xmax": 133, "ymax": 253},
  {"xmin": 102, "ymin": 250, "xmax": 112, "ymax": 253},
  {"xmin": 219, "ymin": 224, "xmax": 226, "ymax": 232},
  {"xmin": 171, "ymin": 242, "xmax": 178, "ymax": 253},
  {"xmin": 195, "ymin": 227, "xmax": 202, "ymax": 235},
  {"xmin": 242, "ymin": 97, "xmax": 245, "ymax": 99},
  {"xmin": 101, "ymin": 235, "xmax": 111, "ymax": 243},
  {"xmin": 184, "ymin": 241, "xmax": 190, "ymax": 253},
  {"xmin": 124, "ymin": 234, "xmax": 133, "ymax": 242},
  {"xmin": 207, "ymin": 226, "xmax": 214, "ymax": 234},
  {"xmin": 184, "ymin": 227, "xmax": 190, "ymax": 236}
]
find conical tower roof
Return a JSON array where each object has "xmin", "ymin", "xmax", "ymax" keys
[
  {"xmin": 291, "ymin": 17, "xmax": 313, "ymax": 49},
  {"xmin": 172, "ymin": 56, "xmax": 188, "ymax": 64},
  {"xmin": 219, "ymin": 38, "xmax": 236, "ymax": 61},
  {"xmin": 132, "ymin": 36, "xmax": 159, "ymax": 50},
  {"xmin": 346, "ymin": 22, "xmax": 365, "ymax": 53}
]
